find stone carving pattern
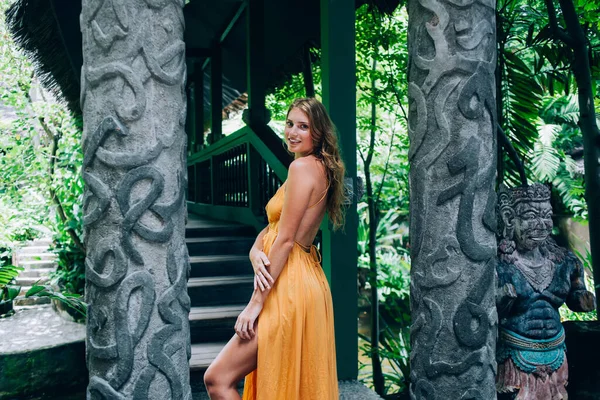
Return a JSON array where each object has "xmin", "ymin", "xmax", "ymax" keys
[
  {"xmin": 408, "ymin": 0, "xmax": 497, "ymax": 399},
  {"xmin": 80, "ymin": 1, "xmax": 191, "ymax": 399}
]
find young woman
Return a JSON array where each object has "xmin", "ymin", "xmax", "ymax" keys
[{"xmin": 203, "ymin": 98, "xmax": 346, "ymax": 400}]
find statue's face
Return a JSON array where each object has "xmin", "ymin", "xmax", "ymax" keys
[{"xmin": 513, "ymin": 200, "xmax": 553, "ymax": 251}]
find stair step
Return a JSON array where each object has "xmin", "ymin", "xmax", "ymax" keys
[
  {"xmin": 18, "ymin": 286, "xmax": 32, "ymax": 296},
  {"xmin": 16, "ymin": 253, "xmax": 57, "ymax": 261},
  {"xmin": 15, "ymin": 277, "xmax": 50, "ymax": 286},
  {"xmin": 188, "ymin": 276, "xmax": 253, "ymax": 307},
  {"xmin": 18, "ymin": 268, "xmax": 54, "ymax": 278},
  {"xmin": 189, "ymin": 305, "xmax": 244, "ymax": 343},
  {"xmin": 16, "ymin": 261, "xmax": 56, "ymax": 269},
  {"xmin": 189, "ymin": 342, "xmax": 245, "ymax": 389},
  {"xmin": 186, "ymin": 237, "xmax": 254, "ymax": 256},
  {"xmin": 13, "ymin": 296, "xmax": 52, "ymax": 306},
  {"xmin": 16, "ymin": 246, "xmax": 52, "ymax": 254},
  {"xmin": 32, "ymin": 238, "xmax": 52, "ymax": 244},
  {"xmin": 186, "ymin": 221, "xmax": 256, "ymax": 239},
  {"xmin": 189, "ymin": 342, "xmax": 227, "ymax": 371},
  {"xmin": 190, "ymin": 255, "xmax": 252, "ymax": 278}
]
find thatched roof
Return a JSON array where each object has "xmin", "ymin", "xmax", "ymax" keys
[
  {"xmin": 5, "ymin": 0, "xmax": 83, "ymax": 115},
  {"xmin": 5, "ymin": 0, "xmax": 400, "ymax": 118}
]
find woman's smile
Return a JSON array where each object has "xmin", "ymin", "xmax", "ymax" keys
[{"xmin": 285, "ymin": 107, "xmax": 314, "ymax": 156}]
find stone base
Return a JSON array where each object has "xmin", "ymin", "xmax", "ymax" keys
[
  {"xmin": 0, "ymin": 342, "xmax": 88, "ymax": 398},
  {"xmin": 0, "ymin": 300, "xmax": 14, "ymax": 318},
  {"xmin": 13, "ymin": 295, "xmax": 51, "ymax": 307},
  {"xmin": 338, "ymin": 381, "xmax": 384, "ymax": 399},
  {"xmin": 0, "ymin": 305, "xmax": 87, "ymax": 398},
  {"xmin": 51, "ymin": 297, "xmax": 85, "ymax": 323},
  {"xmin": 563, "ymin": 320, "xmax": 600, "ymax": 399}
]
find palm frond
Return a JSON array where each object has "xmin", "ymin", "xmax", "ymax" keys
[
  {"xmin": 0, "ymin": 265, "xmax": 24, "ymax": 287},
  {"xmin": 5, "ymin": 0, "xmax": 83, "ymax": 115},
  {"xmin": 532, "ymin": 142, "xmax": 560, "ymax": 181},
  {"xmin": 502, "ymin": 51, "xmax": 544, "ymax": 174}
]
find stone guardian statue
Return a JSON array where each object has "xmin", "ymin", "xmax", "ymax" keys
[{"xmin": 496, "ymin": 183, "xmax": 596, "ymax": 399}]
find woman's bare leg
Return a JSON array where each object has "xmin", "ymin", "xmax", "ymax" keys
[{"xmin": 203, "ymin": 332, "xmax": 258, "ymax": 400}]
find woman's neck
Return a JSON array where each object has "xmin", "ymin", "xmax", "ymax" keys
[{"xmin": 295, "ymin": 151, "xmax": 313, "ymax": 159}]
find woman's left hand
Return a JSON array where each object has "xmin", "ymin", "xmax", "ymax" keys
[{"xmin": 235, "ymin": 300, "xmax": 263, "ymax": 340}]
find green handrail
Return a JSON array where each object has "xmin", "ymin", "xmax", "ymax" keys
[
  {"xmin": 187, "ymin": 125, "xmax": 291, "ymax": 230},
  {"xmin": 188, "ymin": 126, "xmax": 288, "ymax": 180}
]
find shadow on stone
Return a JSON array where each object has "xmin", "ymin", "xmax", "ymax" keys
[{"xmin": 564, "ymin": 320, "xmax": 600, "ymax": 399}]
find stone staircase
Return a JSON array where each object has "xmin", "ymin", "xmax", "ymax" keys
[
  {"xmin": 186, "ymin": 215, "xmax": 256, "ymax": 388},
  {"xmin": 13, "ymin": 238, "xmax": 57, "ymax": 306},
  {"xmin": 9, "ymin": 218, "xmax": 257, "ymax": 389}
]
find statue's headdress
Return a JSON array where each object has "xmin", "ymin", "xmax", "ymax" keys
[
  {"xmin": 497, "ymin": 183, "xmax": 551, "ymax": 239},
  {"xmin": 498, "ymin": 183, "xmax": 551, "ymax": 209}
]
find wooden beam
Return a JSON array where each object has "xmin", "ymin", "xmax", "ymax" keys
[
  {"xmin": 210, "ymin": 47, "xmax": 223, "ymax": 143},
  {"xmin": 302, "ymin": 44, "xmax": 315, "ymax": 98},
  {"xmin": 193, "ymin": 62, "xmax": 205, "ymax": 151},
  {"xmin": 246, "ymin": 0, "xmax": 267, "ymax": 126},
  {"xmin": 320, "ymin": 0, "xmax": 358, "ymax": 381},
  {"xmin": 186, "ymin": 47, "xmax": 212, "ymax": 59},
  {"xmin": 186, "ymin": 86, "xmax": 195, "ymax": 155},
  {"xmin": 199, "ymin": 1, "xmax": 246, "ymax": 73},
  {"xmin": 220, "ymin": 1, "xmax": 247, "ymax": 43}
]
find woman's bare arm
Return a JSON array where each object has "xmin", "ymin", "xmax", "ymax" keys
[
  {"xmin": 250, "ymin": 226, "xmax": 269, "ymax": 255},
  {"xmin": 249, "ymin": 226, "xmax": 274, "ymax": 290},
  {"xmin": 248, "ymin": 158, "xmax": 317, "ymax": 305}
]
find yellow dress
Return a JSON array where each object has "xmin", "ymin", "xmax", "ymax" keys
[{"xmin": 242, "ymin": 182, "xmax": 338, "ymax": 400}]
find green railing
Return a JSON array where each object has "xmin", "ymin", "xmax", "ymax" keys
[{"xmin": 187, "ymin": 126, "xmax": 289, "ymax": 231}]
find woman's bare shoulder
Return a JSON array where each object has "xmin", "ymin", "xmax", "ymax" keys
[{"xmin": 289, "ymin": 156, "xmax": 324, "ymax": 181}]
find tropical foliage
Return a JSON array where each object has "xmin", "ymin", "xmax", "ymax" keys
[
  {"xmin": 498, "ymin": 0, "xmax": 600, "ymax": 218},
  {"xmin": 265, "ymin": 0, "xmax": 600, "ymax": 396},
  {"xmin": 1, "ymin": 0, "xmax": 599, "ymax": 395},
  {"xmin": 0, "ymin": 264, "xmax": 23, "ymax": 316},
  {"xmin": 0, "ymin": 0, "xmax": 86, "ymax": 304}
]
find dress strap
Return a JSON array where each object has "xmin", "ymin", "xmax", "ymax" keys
[
  {"xmin": 307, "ymin": 183, "xmax": 330, "ymax": 209},
  {"xmin": 294, "ymin": 241, "xmax": 322, "ymax": 265},
  {"xmin": 295, "ymin": 240, "xmax": 312, "ymax": 253}
]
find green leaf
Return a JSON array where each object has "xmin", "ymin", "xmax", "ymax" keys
[
  {"xmin": 532, "ymin": 142, "xmax": 561, "ymax": 181},
  {"xmin": 6, "ymin": 286, "xmax": 20, "ymax": 301},
  {"xmin": 25, "ymin": 285, "xmax": 46, "ymax": 297}
]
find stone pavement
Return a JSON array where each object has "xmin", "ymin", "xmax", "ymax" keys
[
  {"xmin": 338, "ymin": 381, "xmax": 385, "ymax": 399},
  {"xmin": 0, "ymin": 305, "xmax": 84, "ymax": 354}
]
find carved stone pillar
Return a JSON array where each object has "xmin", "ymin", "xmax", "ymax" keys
[
  {"xmin": 407, "ymin": 0, "xmax": 498, "ymax": 398},
  {"xmin": 80, "ymin": 1, "xmax": 191, "ymax": 399}
]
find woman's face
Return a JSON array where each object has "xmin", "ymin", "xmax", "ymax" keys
[{"xmin": 285, "ymin": 107, "xmax": 314, "ymax": 157}]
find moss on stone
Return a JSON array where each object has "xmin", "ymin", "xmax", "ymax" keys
[{"xmin": 0, "ymin": 341, "xmax": 88, "ymax": 398}]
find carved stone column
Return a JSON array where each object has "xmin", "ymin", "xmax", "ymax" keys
[
  {"xmin": 80, "ymin": 1, "xmax": 191, "ymax": 399},
  {"xmin": 407, "ymin": 0, "xmax": 498, "ymax": 398}
]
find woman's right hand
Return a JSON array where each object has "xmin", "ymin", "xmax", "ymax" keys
[{"xmin": 250, "ymin": 248, "xmax": 274, "ymax": 291}]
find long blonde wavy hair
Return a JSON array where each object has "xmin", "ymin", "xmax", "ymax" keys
[{"xmin": 287, "ymin": 98, "xmax": 347, "ymax": 230}]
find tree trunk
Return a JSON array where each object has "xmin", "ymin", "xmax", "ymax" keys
[
  {"xmin": 407, "ymin": 0, "xmax": 498, "ymax": 398},
  {"xmin": 496, "ymin": 10, "xmax": 505, "ymax": 184},
  {"xmin": 303, "ymin": 45, "xmax": 316, "ymax": 98},
  {"xmin": 80, "ymin": 1, "xmax": 191, "ymax": 398},
  {"xmin": 48, "ymin": 133, "xmax": 86, "ymax": 254},
  {"xmin": 556, "ymin": 0, "xmax": 600, "ymax": 307},
  {"xmin": 366, "ymin": 55, "xmax": 384, "ymax": 397}
]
